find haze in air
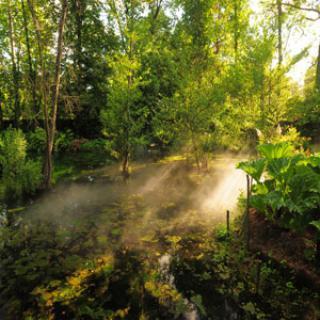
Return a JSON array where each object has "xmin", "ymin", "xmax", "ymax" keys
[{"xmin": 0, "ymin": 0, "xmax": 319, "ymax": 319}]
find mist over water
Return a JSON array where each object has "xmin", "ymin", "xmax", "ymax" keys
[
  {"xmin": 24, "ymin": 154, "xmax": 247, "ymax": 246},
  {"xmin": 11, "ymin": 154, "xmax": 247, "ymax": 320},
  {"xmin": 200, "ymin": 158, "xmax": 247, "ymax": 217}
]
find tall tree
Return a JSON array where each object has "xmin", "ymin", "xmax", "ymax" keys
[
  {"xmin": 8, "ymin": 0, "xmax": 21, "ymax": 128},
  {"xmin": 21, "ymin": 0, "xmax": 38, "ymax": 125},
  {"xmin": 277, "ymin": 0, "xmax": 283, "ymax": 66},
  {"xmin": 27, "ymin": 0, "xmax": 68, "ymax": 188},
  {"xmin": 281, "ymin": 1, "xmax": 320, "ymax": 88},
  {"xmin": 102, "ymin": 0, "xmax": 152, "ymax": 178},
  {"xmin": 43, "ymin": 0, "xmax": 68, "ymax": 188},
  {"xmin": 316, "ymin": 43, "xmax": 320, "ymax": 91}
]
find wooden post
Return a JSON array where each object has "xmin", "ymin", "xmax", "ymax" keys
[
  {"xmin": 226, "ymin": 210, "xmax": 230, "ymax": 238},
  {"xmin": 246, "ymin": 174, "xmax": 251, "ymax": 250}
]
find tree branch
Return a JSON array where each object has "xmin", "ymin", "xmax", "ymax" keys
[{"xmin": 282, "ymin": 2, "xmax": 320, "ymax": 15}]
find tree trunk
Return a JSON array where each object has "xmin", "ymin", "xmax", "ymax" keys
[
  {"xmin": 191, "ymin": 129, "xmax": 201, "ymax": 172},
  {"xmin": 75, "ymin": 0, "xmax": 83, "ymax": 94},
  {"xmin": 122, "ymin": 35, "xmax": 134, "ymax": 180},
  {"xmin": 21, "ymin": 0, "xmax": 38, "ymax": 127},
  {"xmin": 43, "ymin": 0, "xmax": 68, "ymax": 189},
  {"xmin": 316, "ymin": 42, "xmax": 320, "ymax": 91},
  {"xmin": 233, "ymin": 0, "xmax": 239, "ymax": 63},
  {"xmin": 245, "ymin": 175, "xmax": 251, "ymax": 250},
  {"xmin": 27, "ymin": 0, "xmax": 52, "ymax": 188},
  {"xmin": 277, "ymin": 0, "xmax": 283, "ymax": 66},
  {"xmin": 122, "ymin": 148, "xmax": 130, "ymax": 180},
  {"xmin": 0, "ymin": 99, "xmax": 3, "ymax": 130},
  {"xmin": 8, "ymin": 0, "xmax": 21, "ymax": 128},
  {"xmin": 260, "ymin": 75, "xmax": 266, "ymax": 128}
]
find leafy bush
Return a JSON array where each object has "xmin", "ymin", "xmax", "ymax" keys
[
  {"xmin": 238, "ymin": 142, "xmax": 320, "ymax": 234},
  {"xmin": 259, "ymin": 126, "xmax": 310, "ymax": 150},
  {"xmin": 0, "ymin": 129, "xmax": 42, "ymax": 199},
  {"xmin": 27, "ymin": 127, "xmax": 47, "ymax": 155},
  {"xmin": 55, "ymin": 129, "xmax": 75, "ymax": 153},
  {"xmin": 27, "ymin": 128, "xmax": 75, "ymax": 155},
  {"xmin": 79, "ymin": 138, "xmax": 113, "ymax": 154}
]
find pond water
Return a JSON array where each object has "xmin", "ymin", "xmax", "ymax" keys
[
  {"xmin": 159, "ymin": 253, "xmax": 200, "ymax": 320},
  {"xmin": 3, "ymin": 155, "xmax": 248, "ymax": 319},
  {"xmin": 24, "ymin": 155, "xmax": 247, "ymax": 226}
]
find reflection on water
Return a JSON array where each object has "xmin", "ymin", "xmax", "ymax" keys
[{"xmin": 159, "ymin": 254, "xmax": 200, "ymax": 320}]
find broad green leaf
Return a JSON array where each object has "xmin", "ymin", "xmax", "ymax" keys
[
  {"xmin": 237, "ymin": 159, "xmax": 266, "ymax": 182},
  {"xmin": 267, "ymin": 158, "xmax": 292, "ymax": 179},
  {"xmin": 258, "ymin": 142, "xmax": 294, "ymax": 160}
]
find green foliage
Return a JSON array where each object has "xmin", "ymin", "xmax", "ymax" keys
[
  {"xmin": 0, "ymin": 129, "xmax": 42, "ymax": 199},
  {"xmin": 238, "ymin": 159, "xmax": 266, "ymax": 182},
  {"xmin": 27, "ymin": 128, "xmax": 75, "ymax": 155},
  {"xmin": 171, "ymin": 231, "xmax": 319, "ymax": 319},
  {"xmin": 258, "ymin": 142, "xmax": 295, "ymax": 159},
  {"xmin": 238, "ymin": 142, "xmax": 320, "ymax": 237},
  {"xmin": 101, "ymin": 53, "xmax": 149, "ymax": 165},
  {"xmin": 27, "ymin": 127, "xmax": 47, "ymax": 155},
  {"xmin": 79, "ymin": 138, "xmax": 113, "ymax": 154},
  {"xmin": 55, "ymin": 129, "xmax": 75, "ymax": 153}
]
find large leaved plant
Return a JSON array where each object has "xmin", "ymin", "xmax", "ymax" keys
[{"xmin": 238, "ymin": 142, "xmax": 320, "ymax": 233}]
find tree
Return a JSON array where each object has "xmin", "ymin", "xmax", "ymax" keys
[
  {"xmin": 102, "ymin": 0, "xmax": 166, "ymax": 178},
  {"xmin": 7, "ymin": 0, "xmax": 21, "ymax": 128},
  {"xmin": 21, "ymin": 0, "xmax": 38, "ymax": 126},
  {"xmin": 27, "ymin": 0, "xmax": 68, "ymax": 188}
]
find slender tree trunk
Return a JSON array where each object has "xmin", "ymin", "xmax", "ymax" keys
[
  {"xmin": 122, "ymin": 76, "xmax": 131, "ymax": 180},
  {"xmin": 275, "ymin": 0, "xmax": 283, "ymax": 134},
  {"xmin": 43, "ymin": 0, "xmax": 68, "ymax": 189},
  {"xmin": 75, "ymin": 0, "xmax": 83, "ymax": 94},
  {"xmin": 150, "ymin": 0, "xmax": 162, "ymax": 33},
  {"xmin": 245, "ymin": 175, "xmax": 251, "ymax": 250},
  {"xmin": 191, "ymin": 129, "xmax": 201, "ymax": 172},
  {"xmin": 8, "ymin": 0, "xmax": 21, "ymax": 128},
  {"xmin": 122, "ymin": 148, "xmax": 130, "ymax": 179},
  {"xmin": 233, "ymin": 0, "xmax": 239, "ymax": 64},
  {"xmin": 122, "ymin": 35, "xmax": 134, "ymax": 180},
  {"xmin": 276, "ymin": 0, "xmax": 283, "ymax": 67},
  {"xmin": 26, "ymin": 0, "xmax": 50, "ymax": 134},
  {"xmin": 0, "ymin": 99, "xmax": 3, "ymax": 130},
  {"xmin": 28, "ymin": 0, "xmax": 68, "ymax": 189},
  {"xmin": 27, "ymin": 0, "xmax": 51, "ymax": 188},
  {"xmin": 316, "ymin": 42, "xmax": 320, "ymax": 91},
  {"xmin": 260, "ymin": 75, "xmax": 266, "ymax": 128},
  {"xmin": 21, "ymin": 0, "xmax": 38, "ymax": 127}
]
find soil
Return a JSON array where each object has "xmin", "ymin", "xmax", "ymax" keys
[{"xmin": 248, "ymin": 209, "xmax": 320, "ymax": 289}]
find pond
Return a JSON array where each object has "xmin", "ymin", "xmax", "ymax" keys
[{"xmin": 1, "ymin": 155, "xmax": 251, "ymax": 319}]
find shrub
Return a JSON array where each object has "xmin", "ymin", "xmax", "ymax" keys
[
  {"xmin": 0, "ymin": 129, "xmax": 42, "ymax": 200},
  {"xmin": 55, "ymin": 129, "xmax": 75, "ymax": 153},
  {"xmin": 258, "ymin": 126, "xmax": 310, "ymax": 150},
  {"xmin": 27, "ymin": 127, "xmax": 47, "ymax": 155},
  {"xmin": 79, "ymin": 138, "xmax": 113, "ymax": 154},
  {"xmin": 238, "ymin": 142, "xmax": 320, "ymax": 234},
  {"xmin": 27, "ymin": 128, "xmax": 75, "ymax": 155}
]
